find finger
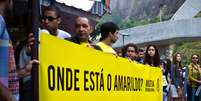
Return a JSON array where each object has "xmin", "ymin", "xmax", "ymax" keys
[
  {"xmin": 28, "ymin": 38, "xmax": 35, "ymax": 45},
  {"xmin": 29, "ymin": 42, "xmax": 34, "ymax": 45},
  {"xmin": 29, "ymin": 59, "xmax": 39, "ymax": 64},
  {"xmin": 28, "ymin": 37, "xmax": 35, "ymax": 42},
  {"xmin": 28, "ymin": 33, "xmax": 34, "ymax": 37},
  {"xmin": 33, "ymin": 59, "xmax": 39, "ymax": 63}
]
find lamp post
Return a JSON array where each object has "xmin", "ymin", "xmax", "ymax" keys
[
  {"xmin": 159, "ymin": 4, "xmax": 164, "ymax": 22},
  {"xmin": 120, "ymin": 33, "xmax": 129, "ymax": 46}
]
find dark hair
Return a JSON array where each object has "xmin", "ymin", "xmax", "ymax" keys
[
  {"xmin": 191, "ymin": 54, "xmax": 200, "ymax": 64},
  {"xmin": 144, "ymin": 44, "xmax": 160, "ymax": 67},
  {"xmin": 164, "ymin": 58, "xmax": 171, "ymax": 70},
  {"xmin": 122, "ymin": 43, "xmax": 138, "ymax": 57},
  {"xmin": 42, "ymin": 5, "xmax": 60, "ymax": 17},
  {"xmin": 0, "ymin": 0, "xmax": 7, "ymax": 3},
  {"xmin": 138, "ymin": 48, "xmax": 144, "ymax": 52},
  {"xmin": 173, "ymin": 53, "xmax": 182, "ymax": 68},
  {"xmin": 100, "ymin": 22, "xmax": 119, "ymax": 41}
]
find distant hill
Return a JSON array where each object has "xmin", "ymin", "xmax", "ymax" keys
[{"xmin": 111, "ymin": 0, "xmax": 185, "ymax": 19}]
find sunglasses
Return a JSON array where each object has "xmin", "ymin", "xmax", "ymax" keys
[
  {"xmin": 41, "ymin": 16, "xmax": 58, "ymax": 21},
  {"xmin": 192, "ymin": 57, "xmax": 198, "ymax": 59},
  {"xmin": 127, "ymin": 50, "xmax": 135, "ymax": 53}
]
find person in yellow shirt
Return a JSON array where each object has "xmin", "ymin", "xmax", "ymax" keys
[
  {"xmin": 187, "ymin": 54, "xmax": 201, "ymax": 101},
  {"xmin": 96, "ymin": 22, "xmax": 119, "ymax": 54}
]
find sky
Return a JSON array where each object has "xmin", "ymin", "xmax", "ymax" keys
[{"xmin": 56, "ymin": 0, "xmax": 95, "ymax": 11}]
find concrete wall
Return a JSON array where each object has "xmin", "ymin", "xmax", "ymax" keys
[
  {"xmin": 171, "ymin": 0, "xmax": 201, "ymax": 20},
  {"xmin": 113, "ymin": 18, "xmax": 201, "ymax": 48}
]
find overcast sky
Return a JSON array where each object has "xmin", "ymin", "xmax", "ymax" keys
[{"xmin": 56, "ymin": 0, "xmax": 95, "ymax": 11}]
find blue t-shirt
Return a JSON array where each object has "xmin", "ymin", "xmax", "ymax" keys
[{"xmin": 0, "ymin": 15, "xmax": 9, "ymax": 87}]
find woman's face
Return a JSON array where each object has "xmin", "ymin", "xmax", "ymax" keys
[
  {"xmin": 148, "ymin": 46, "xmax": 156, "ymax": 57},
  {"xmin": 192, "ymin": 55, "xmax": 199, "ymax": 64},
  {"xmin": 126, "ymin": 46, "xmax": 137, "ymax": 58},
  {"xmin": 176, "ymin": 54, "xmax": 181, "ymax": 62}
]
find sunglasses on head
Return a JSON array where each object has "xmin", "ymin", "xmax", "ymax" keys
[{"xmin": 41, "ymin": 16, "xmax": 58, "ymax": 21}]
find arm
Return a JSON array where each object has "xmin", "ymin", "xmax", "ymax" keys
[
  {"xmin": 0, "ymin": 82, "xmax": 16, "ymax": 101},
  {"xmin": 188, "ymin": 65, "xmax": 201, "ymax": 84},
  {"xmin": 171, "ymin": 64, "xmax": 179, "ymax": 87},
  {"xmin": 16, "ymin": 59, "xmax": 39, "ymax": 78},
  {"xmin": 0, "ymin": 15, "xmax": 5, "ymax": 36}
]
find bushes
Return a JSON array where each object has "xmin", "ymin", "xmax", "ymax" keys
[{"xmin": 173, "ymin": 41, "xmax": 201, "ymax": 66}]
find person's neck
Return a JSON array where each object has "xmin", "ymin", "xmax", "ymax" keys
[
  {"xmin": 80, "ymin": 39, "xmax": 89, "ymax": 43},
  {"xmin": 76, "ymin": 36, "xmax": 89, "ymax": 43},
  {"xmin": 101, "ymin": 39, "xmax": 112, "ymax": 46},
  {"xmin": 49, "ymin": 29, "xmax": 58, "ymax": 36},
  {"xmin": 192, "ymin": 62, "xmax": 197, "ymax": 65},
  {"xmin": 176, "ymin": 62, "xmax": 181, "ymax": 68}
]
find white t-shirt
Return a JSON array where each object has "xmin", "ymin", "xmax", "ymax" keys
[
  {"xmin": 18, "ymin": 29, "xmax": 71, "ymax": 82},
  {"xmin": 40, "ymin": 29, "xmax": 71, "ymax": 39},
  {"xmin": 57, "ymin": 29, "xmax": 71, "ymax": 39}
]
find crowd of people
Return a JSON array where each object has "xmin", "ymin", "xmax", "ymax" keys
[{"xmin": 0, "ymin": 0, "xmax": 201, "ymax": 101}]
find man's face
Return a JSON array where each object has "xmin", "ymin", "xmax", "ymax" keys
[
  {"xmin": 110, "ymin": 30, "xmax": 119, "ymax": 43},
  {"xmin": 139, "ymin": 51, "xmax": 144, "ymax": 58},
  {"xmin": 0, "ymin": 0, "xmax": 12, "ymax": 16},
  {"xmin": 0, "ymin": 1, "xmax": 6, "ymax": 14},
  {"xmin": 75, "ymin": 17, "xmax": 92, "ymax": 41},
  {"xmin": 41, "ymin": 10, "xmax": 60, "ymax": 34}
]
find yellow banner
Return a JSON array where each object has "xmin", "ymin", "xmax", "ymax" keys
[{"xmin": 39, "ymin": 33, "xmax": 162, "ymax": 101}]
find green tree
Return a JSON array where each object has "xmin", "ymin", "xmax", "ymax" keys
[
  {"xmin": 174, "ymin": 41, "xmax": 201, "ymax": 66},
  {"xmin": 91, "ymin": 11, "xmax": 170, "ymax": 41}
]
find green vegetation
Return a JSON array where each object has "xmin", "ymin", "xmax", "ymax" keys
[
  {"xmin": 173, "ymin": 41, "xmax": 201, "ymax": 66},
  {"xmin": 92, "ymin": 11, "xmax": 201, "ymax": 65},
  {"xmin": 195, "ymin": 12, "xmax": 201, "ymax": 18},
  {"xmin": 91, "ymin": 10, "xmax": 170, "ymax": 41}
]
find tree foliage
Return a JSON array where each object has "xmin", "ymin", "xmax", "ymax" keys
[
  {"xmin": 173, "ymin": 41, "xmax": 201, "ymax": 66},
  {"xmin": 91, "ymin": 10, "xmax": 170, "ymax": 41}
]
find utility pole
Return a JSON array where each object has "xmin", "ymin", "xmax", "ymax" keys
[
  {"xmin": 159, "ymin": 4, "xmax": 164, "ymax": 22},
  {"xmin": 120, "ymin": 33, "xmax": 129, "ymax": 46},
  {"xmin": 29, "ymin": 0, "xmax": 40, "ymax": 101}
]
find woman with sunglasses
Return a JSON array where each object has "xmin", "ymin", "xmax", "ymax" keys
[
  {"xmin": 187, "ymin": 54, "xmax": 201, "ymax": 101},
  {"xmin": 171, "ymin": 53, "xmax": 185, "ymax": 101}
]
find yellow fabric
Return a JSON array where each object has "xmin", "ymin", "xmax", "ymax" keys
[
  {"xmin": 96, "ymin": 42, "xmax": 116, "ymax": 54},
  {"xmin": 80, "ymin": 42, "xmax": 90, "ymax": 47},
  {"xmin": 39, "ymin": 33, "xmax": 162, "ymax": 101},
  {"xmin": 188, "ymin": 63, "xmax": 201, "ymax": 87}
]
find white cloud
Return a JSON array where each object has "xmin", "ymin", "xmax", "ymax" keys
[{"xmin": 56, "ymin": 0, "xmax": 95, "ymax": 11}]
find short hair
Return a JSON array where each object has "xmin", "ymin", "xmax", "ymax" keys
[
  {"xmin": 75, "ymin": 16, "xmax": 92, "ymax": 26},
  {"xmin": 100, "ymin": 22, "xmax": 119, "ymax": 41},
  {"xmin": 122, "ymin": 43, "xmax": 138, "ymax": 57},
  {"xmin": 42, "ymin": 5, "xmax": 60, "ymax": 17},
  {"xmin": 0, "ymin": 0, "xmax": 7, "ymax": 3}
]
